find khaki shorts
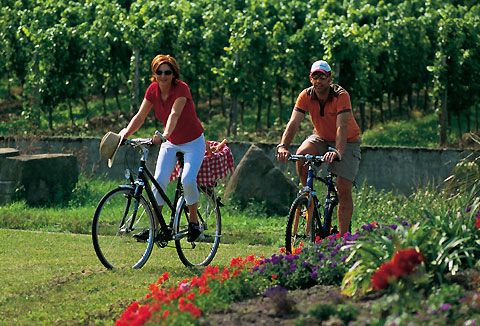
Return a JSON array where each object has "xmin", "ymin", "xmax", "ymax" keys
[{"xmin": 303, "ymin": 134, "xmax": 362, "ymax": 182}]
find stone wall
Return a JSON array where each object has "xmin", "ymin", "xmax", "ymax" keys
[
  {"xmin": 0, "ymin": 135, "xmax": 475, "ymax": 195},
  {"xmin": 0, "ymin": 147, "xmax": 78, "ymax": 205}
]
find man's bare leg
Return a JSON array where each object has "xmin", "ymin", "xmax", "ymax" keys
[{"xmin": 336, "ymin": 176, "xmax": 353, "ymax": 236}]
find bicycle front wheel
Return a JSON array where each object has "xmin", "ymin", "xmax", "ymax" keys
[
  {"xmin": 92, "ymin": 187, "xmax": 155, "ymax": 269},
  {"xmin": 285, "ymin": 195, "xmax": 317, "ymax": 254},
  {"xmin": 174, "ymin": 186, "xmax": 221, "ymax": 266}
]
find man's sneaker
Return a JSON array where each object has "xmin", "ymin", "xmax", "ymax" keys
[
  {"xmin": 187, "ymin": 222, "xmax": 201, "ymax": 242},
  {"xmin": 132, "ymin": 229, "xmax": 150, "ymax": 242}
]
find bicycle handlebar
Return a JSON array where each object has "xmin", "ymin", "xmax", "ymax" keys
[
  {"xmin": 122, "ymin": 130, "xmax": 167, "ymax": 148},
  {"xmin": 287, "ymin": 147, "xmax": 342, "ymax": 164},
  {"xmin": 122, "ymin": 138, "xmax": 154, "ymax": 147}
]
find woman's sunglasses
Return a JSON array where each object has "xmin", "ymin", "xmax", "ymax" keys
[{"xmin": 155, "ymin": 69, "xmax": 173, "ymax": 76}]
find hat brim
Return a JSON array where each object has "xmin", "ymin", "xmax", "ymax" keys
[
  {"xmin": 107, "ymin": 135, "xmax": 123, "ymax": 168},
  {"xmin": 310, "ymin": 69, "xmax": 331, "ymax": 76}
]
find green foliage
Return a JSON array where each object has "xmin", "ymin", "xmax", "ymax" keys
[
  {"xmin": 1, "ymin": 0, "xmax": 479, "ymax": 145},
  {"xmin": 361, "ymin": 113, "xmax": 439, "ymax": 147},
  {"xmin": 443, "ymin": 133, "xmax": 480, "ymax": 199},
  {"xmin": 342, "ymin": 195, "xmax": 480, "ymax": 297}
]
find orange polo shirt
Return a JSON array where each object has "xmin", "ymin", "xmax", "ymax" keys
[{"xmin": 295, "ymin": 84, "xmax": 360, "ymax": 142}]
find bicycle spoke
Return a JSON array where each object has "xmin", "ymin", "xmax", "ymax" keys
[
  {"xmin": 175, "ymin": 187, "xmax": 221, "ymax": 266},
  {"xmin": 92, "ymin": 188, "xmax": 155, "ymax": 269}
]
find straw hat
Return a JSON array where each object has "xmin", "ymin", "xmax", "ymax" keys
[{"xmin": 99, "ymin": 132, "xmax": 123, "ymax": 168}]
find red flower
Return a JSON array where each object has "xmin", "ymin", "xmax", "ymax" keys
[
  {"xmin": 371, "ymin": 266, "xmax": 390, "ymax": 290},
  {"xmin": 475, "ymin": 217, "xmax": 480, "ymax": 230},
  {"xmin": 186, "ymin": 292, "xmax": 195, "ymax": 301},
  {"xmin": 279, "ymin": 247, "xmax": 286, "ymax": 253},
  {"xmin": 199, "ymin": 287, "xmax": 211, "ymax": 295},
  {"xmin": 271, "ymin": 274, "xmax": 278, "ymax": 281},
  {"xmin": 161, "ymin": 310, "xmax": 170, "ymax": 318},
  {"xmin": 371, "ymin": 248, "xmax": 427, "ymax": 291},
  {"xmin": 392, "ymin": 249, "xmax": 426, "ymax": 276}
]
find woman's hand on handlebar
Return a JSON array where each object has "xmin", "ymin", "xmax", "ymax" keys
[{"xmin": 153, "ymin": 130, "xmax": 167, "ymax": 145}]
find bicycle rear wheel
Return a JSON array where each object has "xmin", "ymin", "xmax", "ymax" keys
[
  {"xmin": 285, "ymin": 195, "xmax": 317, "ymax": 254},
  {"xmin": 92, "ymin": 187, "xmax": 155, "ymax": 269},
  {"xmin": 174, "ymin": 186, "xmax": 221, "ymax": 266}
]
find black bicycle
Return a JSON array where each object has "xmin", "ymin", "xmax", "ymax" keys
[
  {"xmin": 92, "ymin": 137, "xmax": 221, "ymax": 269},
  {"xmin": 285, "ymin": 147, "xmax": 341, "ymax": 254}
]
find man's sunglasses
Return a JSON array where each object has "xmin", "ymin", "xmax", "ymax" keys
[
  {"xmin": 155, "ymin": 69, "xmax": 173, "ymax": 76},
  {"xmin": 311, "ymin": 73, "xmax": 329, "ymax": 80}
]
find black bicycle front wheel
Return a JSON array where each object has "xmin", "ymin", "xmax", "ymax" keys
[
  {"xmin": 92, "ymin": 187, "xmax": 155, "ymax": 269},
  {"xmin": 285, "ymin": 195, "xmax": 317, "ymax": 254},
  {"xmin": 174, "ymin": 187, "xmax": 221, "ymax": 266}
]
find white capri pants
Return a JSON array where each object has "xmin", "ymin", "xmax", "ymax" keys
[{"xmin": 152, "ymin": 134, "xmax": 206, "ymax": 206}]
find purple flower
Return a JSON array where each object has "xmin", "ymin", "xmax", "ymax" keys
[
  {"xmin": 401, "ymin": 221, "xmax": 409, "ymax": 226},
  {"xmin": 264, "ymin": 285, "xmax": 288, "ymax": 298},
  {"xmin": 289, "ymin": 263, "xmax": 297, "ymax": 272},
  {"xmin": 317, "ymin": 253, "xmax": 325, "ymax": 260},
  {"xmin": 179, "ymin": 282, "xmax": 190, "ymax": 291},
  {"xmin": 466, "ymin": 206, "xmax": 472, "ymax": 213},
  {"xmin": 441, "ymin": 303, "xmax": 451, "ymax": 311},
  {"xmin": 361, "ymin": 224, "xmax": 373, "ymax": 231},
  {"xmin": 389, "ymin": 224, "xmax": 398, "ymax": 230},
  {"xmin": 302, "ymin": 261, "xmax": 309, "ymax": 267},
  {"xmin": 310, "ymin": 272, "xmax": 318, "ymax": 279},
  {"xmin": 331, "ymin": 262, "xmax": 337, "ymax": 268}
]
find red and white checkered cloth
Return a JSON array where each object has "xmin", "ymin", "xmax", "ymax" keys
[{"xmin": 169, "ymin": 141, "xmax": 235, "ymax": 186}]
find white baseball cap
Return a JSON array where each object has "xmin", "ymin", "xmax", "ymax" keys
[{"xmin": 310, "ymin": 60, "xmax": 331, "ymax": 76}]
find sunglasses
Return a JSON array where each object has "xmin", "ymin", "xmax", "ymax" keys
[
  {"xmin": 311, "ymin": 73, "xmax": 329, "ymax": 80},
  {"xmin": 155, "ymin": 69, "xmax": 173, "ymax": 76}
]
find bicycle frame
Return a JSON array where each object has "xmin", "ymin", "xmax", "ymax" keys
[
  {"xmin": 316, "ymin": 173, "xmax": 338, "ymax": 237},
  {"xmin": 290, "ymin": 153, "xmax": 339, "ymax": 239},
  {"xmin": 305, "ymin": 165, "xmax": 338, "ymax": 236},
  {"xmin": 127, "ymin": 142, "xmax": 184, "ymax": 239}
]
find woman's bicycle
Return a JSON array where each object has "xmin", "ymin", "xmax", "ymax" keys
[
  {"xmin": 285, "ymin": 147, "xmax": 342, "ymax": 254},
  {"xmin": 92, "ymin": 137, "xmax": 222, "ymax": 269}
]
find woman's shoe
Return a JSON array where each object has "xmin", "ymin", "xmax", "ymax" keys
[
  {"xmin": 187, "ymin": 222, "xmax": 201, "ymax": 242},
  {"xmin": 132, "ymin": 229, "xmax": 150, "ymax": 242}
]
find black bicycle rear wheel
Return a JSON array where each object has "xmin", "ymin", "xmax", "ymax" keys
[
  {"xmin": 285, "ymin": 195, "xmax": 318, "ymax": 254},
  {"xmin": 92, "ymin": 187, "xmax": 155, "ymax": 269},
  {"xmin": 174, "ymin": 186, "xmax": 221, "ymax": 266}
]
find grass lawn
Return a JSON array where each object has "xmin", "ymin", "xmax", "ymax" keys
[{"xmin": 0, "ymin": 229, "xmax": 278, "ymax": 325}]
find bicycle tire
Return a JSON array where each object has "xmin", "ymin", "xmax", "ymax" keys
[
  {"xmin": 92, "ymin": 187, "xmax": 155, "ymax": 269},
  {"xmin": 174, "ymin": 186, "xmax": 221, "ymax": 266},
  {"xmin": 285, "ymin": 195, "xmax": 317, "ymax": 254}
]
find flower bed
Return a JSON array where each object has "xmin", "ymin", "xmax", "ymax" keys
[{"xmin": 116, "ymin": 203, "xmax": 480, "ymax": 325}]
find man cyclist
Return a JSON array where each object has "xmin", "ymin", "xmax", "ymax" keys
[{"xmin": 276, "ymin": 60, "xmax": 361, "ymax": 236}]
